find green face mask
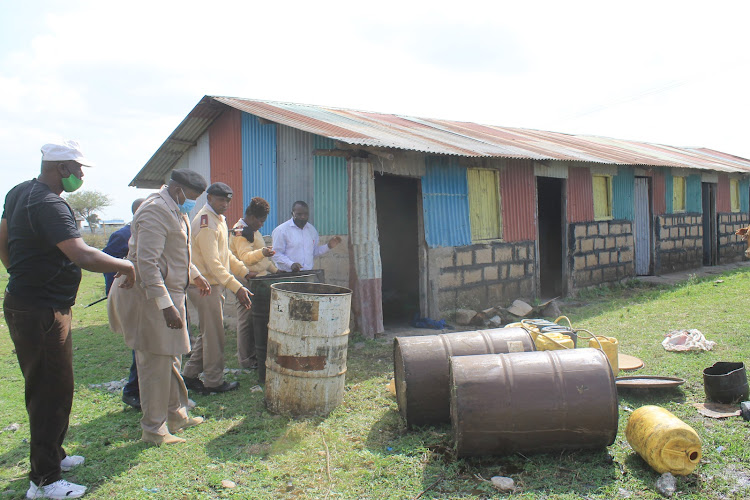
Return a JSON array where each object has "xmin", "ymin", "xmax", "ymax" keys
[{"xmin": 61, "ymin": 172, "xmax": 84, "ymax": 192}]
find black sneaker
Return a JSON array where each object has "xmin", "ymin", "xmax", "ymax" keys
[
  {"xmin": 201, "ymin": 381, "xmax": 240, "ymax": 394},
  {"xmin": 122, "ymin": 393, "xmax": 141, "ymax": 410},
  {"xmin": 183, "ymin": 376, "xmax": 205, "ymax": 392}
]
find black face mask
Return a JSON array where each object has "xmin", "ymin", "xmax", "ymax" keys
[{"xmin": 242, "ymin": 226, "xmax": 254, "ymax": 243}]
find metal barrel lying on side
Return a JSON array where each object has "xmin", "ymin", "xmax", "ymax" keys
[
  {"xmin": 450, "ymin": 348, "xmax": 618, "ymax": 457},
  {"xmin": 393, "ymin": 328, "xmax": 535, "ymax": 427},
  {"xmin": 264, "ymin": 282, "xmax": 352, "ymax": 417}
]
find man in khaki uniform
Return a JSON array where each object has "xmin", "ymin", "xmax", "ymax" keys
[
  {"xmin": 229, "ymin": 197, "xmax": 277, "ymax": 370},
  {"xmin": 108, "ymin": 169, "xmax": 210, "ymax": 445},
  {"xmin": 182, "ymin": 182, "xmax": 252, "ymax": 394}
]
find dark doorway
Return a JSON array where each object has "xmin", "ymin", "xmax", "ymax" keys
[
  {"xmin": 374, "ymin": 173, "xmax": 420, "ymax": 324},
  {"xmin": 537, "ymin": 177, "xmax": 565, "ymax": 299},
  {"xmin": 702, "ymin": 182, "xmax": 718, "ymax": 266}
]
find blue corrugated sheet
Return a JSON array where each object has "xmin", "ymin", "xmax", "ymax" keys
[
  {"xmin": 686, "ymin": 174, "xmax": 702, "ymax": 213},
  {"xmin": 741, "ymin": 177, "xmax": 750, "ymax": 213},
  {"xmin": 422, "ymin": 156, "xmax": 471, "ymax": 248},
  {"xmin": 241, "ymin": 113, "xmax": 277, "ymax": 235},
  {"xmin": 665, "ymin": 173, "xmax": 674, "ymax": 214},
  {"xmin": 313, "ymin": 135, "xmax": 348, "ymax": 235},
  {"xmin": 612, "ymin": 166, "xmax": 634, "ymax": 220}
]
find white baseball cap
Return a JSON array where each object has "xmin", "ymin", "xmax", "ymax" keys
[{"xmin": 40, "ymin": 140, "xmax": 96, "ymax": 167}]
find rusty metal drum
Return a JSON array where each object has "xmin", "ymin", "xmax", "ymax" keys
[
  {"xmin": 264, "ymin": 282, "xmax": 352, "ymax": 417},
  {"xmin": 450, "ymin": 348, "xmax": 618, "ymax": 457},
  {"xmin": 393, "ymin": 328, "xmax": 535, "ymax": 427}
]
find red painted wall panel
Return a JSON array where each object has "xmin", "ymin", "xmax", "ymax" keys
[
  {"xmin": 567, "ymin": 167, "xmax": 594, "ymax": 223},
  {"xmin": 500, "ymin": 160, "xmax": 536, "ymax": 242},
  {"xmin": 652, "ymin": 169, "xmax": 666, "ymax": 215},
  {"xmin": 717, "ymin": 173, "xmax": 731, "ymax": 213},
  {"xmin": 209, "ymin": 108, "xmax": 244, "ymax": 226}
]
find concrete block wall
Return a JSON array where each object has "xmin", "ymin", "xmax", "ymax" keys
[
  {"xmin": 655, "ymin": 214, "xmax": 702, "ymax": 273},
  {"xmin": 718, "ymin": 213, "xmax": 749, "ymax": 263},
  {"xmin": 432, "ymin": 241, "xmax": 536, "ymax": 313},
  {"xmin": 569, "ymin": 221, "xmax": 634, "ymax": 289}
]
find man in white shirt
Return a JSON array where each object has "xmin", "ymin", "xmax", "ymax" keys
[{"xmin": 271, "ymin": 201, "xmax": 341, "ymax": 272}]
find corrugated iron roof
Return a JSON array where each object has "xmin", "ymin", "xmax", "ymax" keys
[{"xmin": 130, "ymin": 95, "xmax": 750, "ymax": 187}]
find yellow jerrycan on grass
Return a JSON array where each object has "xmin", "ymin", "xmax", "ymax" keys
[
  {"xmin": 625, "ymin": 405, "xmax": 702, "ymax": 475},
  {"xmin": 588, "ymin": 336, "xmax": 619, "ymax": 375}
]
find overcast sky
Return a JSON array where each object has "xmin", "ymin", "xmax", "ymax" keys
[{"xmin": 2, "ymin": 0, "xmax": 749, "ymax": 220}]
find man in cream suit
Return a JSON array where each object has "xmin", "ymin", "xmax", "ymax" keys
[{"xmin": 108, "ymin": 169, "xmax": 210, "ymax": 445}]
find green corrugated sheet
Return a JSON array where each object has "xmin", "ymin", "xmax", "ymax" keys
[{"xmin": 313, "ymin": 135, "xmax": 348, "ymax": 235}]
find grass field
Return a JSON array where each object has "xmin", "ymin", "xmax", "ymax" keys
[{"xmin": 1, "ymin": 265, "xmax": 749, "ymax": 499}]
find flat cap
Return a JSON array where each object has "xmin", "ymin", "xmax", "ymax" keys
[
  {"xmin": 206, "ymin": 182, "xmax": 233, "ymax": 199},
  {"xmin": 171, "ymin": 169, "xmax": 207, "ymax": 193}
]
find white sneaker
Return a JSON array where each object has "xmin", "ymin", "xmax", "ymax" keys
[
  {"xmin": 60, "ymin": 455, "xmax": 85, "ymax": 471},
  {"xmin": 26, "ymin": 479, "xmax": 87, "ymax": 499}
]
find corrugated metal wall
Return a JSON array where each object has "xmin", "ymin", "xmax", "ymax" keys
[
  {"xmin": 740, "ymin": 177, "xmax": 750, "ymax": 212},
  {"xmin": 348, "ymin": 157, "xmax": 384, "ymax": 337},
  {"xmin": 612, "ymin": 166, "xmax": 634, "ymax": 220},
  {"xmin": 241, "ymin": 113, "xmax": 278, "ymax": 235},
  {"xmin": 686, "ymin": 174, "xmax": 702, "ymax": 213},
  {"xmin": 174, "ymin": 131, "xmax": 211, "ymax": 219},
  {"xmin": 277, "ymin": 125, "xmax": 314, "ymax": 227},
  {"xmin": 467, "ymin": 168, "xmax": 501, "ymax": 240},
  {"xmin": 665, "ymin": 172, "xmax": 674, "ymax": 213},
  {"xmin": 313, "ymin": 135, "xmax": 348, "ymax": 235},
  {"xmin": 653, "ymin": 168, "xmax": 666, "ymax": 215},
  {"xmin": 422, "ymin": 156, "xmax": 471, "ymax": 248},
  {"xmin": 500, "ymin": 160, "xmax": 536, "ymax": 241},
  {"xmin": 209, "ymin": 108, "xmax": 243, "ymax": 225},
  {"xmin": 567, "ymin": 167, "xmax": 594, "ymax": 223},
  {"xmin": 717, "ymin": 173, "xmax": 731, "ymax": 212}
]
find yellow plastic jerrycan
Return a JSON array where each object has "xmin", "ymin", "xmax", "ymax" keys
[
  {"xmin": 589, "ymin": 336, "xmax": 619, "ymax": 374},
  {"xmin": 625, "ymin": 405, "xmax": 702, "ymax": 475},
  {"xmin": 534, "ymin": 332, "xmax": 574, "ymax": 351}
]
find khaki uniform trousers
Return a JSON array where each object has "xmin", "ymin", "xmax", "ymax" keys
[
  {"xmin": 135, "ymin": 350, "xmax": 189, "ymax": 436},
  {"xmin": 236, "ymin": 277, "xmax": 256, "ymax": 369},
  {"xmin": 182, "ymin": 284, "xmax": 226, "ymax": 387}
]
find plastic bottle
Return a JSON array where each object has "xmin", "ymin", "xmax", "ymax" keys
[{"xmin": 625, "ymin": 405, "xmax": 702, "ymax": 475}]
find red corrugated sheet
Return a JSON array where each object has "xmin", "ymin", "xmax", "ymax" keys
[
  {"xmin": 209, "ymin": 108, "xmax": 244, "ymax": 226},
  {"xmin": 652, "ymin": 169, "xmax": 666, "ymax": 216},
  {"xmin": 717, "ymin": 173, "xmax": 731, "ymax": 213},
  {"xmin": 567, "ymin": 167, "xmax": 594, "ymax": 223},
  {"xmin": 500, "ymin": 160, "xmax": 536, "ymax": 242}
]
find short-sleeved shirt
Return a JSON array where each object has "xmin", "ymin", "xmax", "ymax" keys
[{"xmin": 2, "ymin": 179, "xmax": 82, "ymax": 308}]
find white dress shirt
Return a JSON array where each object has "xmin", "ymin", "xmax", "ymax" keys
[{"xmin": 271, "ymin": 218, "xmax": 330, "ymax": 271}]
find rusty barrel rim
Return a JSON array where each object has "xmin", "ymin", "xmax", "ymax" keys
[{"xmin": 270, "ymin": 282, "xmax": 352, "ymax": 296}]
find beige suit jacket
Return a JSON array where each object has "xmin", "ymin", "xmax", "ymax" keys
[{"xmin": 108, "ymin": 187, "xmax": 202, "ymax": 356}]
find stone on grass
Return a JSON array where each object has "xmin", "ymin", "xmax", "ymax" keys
[
  {"xmin": 489, "ymin": 315, "xmax": 503, "ymax": 327},
  {"xmin": 490, "ymin": 476, "xmax": 515, "ymax": 492},
  {"xmin": 507, "ymin": 300, "xmax": 533, "ymax": 317},
  {"xmin": 221, "ymin": 480, "xmax": 236, "ymax": 489},
  {"xmin": 542, "ymin": 300, "xmax": 562, "ymax": 318},
  {"xmin": 454, "ymin": 309, "xmax": 477, "ymax": 326},
  {"xmin": 655, "ymin": 472, "xmax": 676, "ymax": 498}
]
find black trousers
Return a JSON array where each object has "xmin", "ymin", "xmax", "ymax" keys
[{"xmin": 4, "ymin": 293, "xmax": 73, "ymax": 486}]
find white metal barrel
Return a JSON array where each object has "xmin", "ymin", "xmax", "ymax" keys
[{"xmin": 265, "ymin": 282, "xmax": 353, "ymax": 417}]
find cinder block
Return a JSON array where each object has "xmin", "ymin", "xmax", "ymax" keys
[
  {"xmin": 574, "ymin": 256, "xmax": 586, "ymax": 270},
  {"xmin": 494, "ymin": 246, "xmax": 513, "ymax": 261},
  {"xmin": 586, "ymin": 254, "xmax": 597, "ymax": 267},
  {"xmin": 582, "ymin": 239, "xmax": 594, "ymax": 252},
  {"xmin": 475, "ymin": 247, "xmax": 492, "ymax": 265},
  {"xmin": 600, "ymin": 252, "xmax": 610, "ymax": 265},
  {"xmin": 509, "ymin": 263, "xmax": 525, "ymax": 279},
  {"xmin": 588, "ymin": 224, "xmax": 599, "ymax": 236},
  {"xmin": 599, "ymin": 222, "xmax": 608, "ymax": 235},
  {"xmin": 575, "ymin": 225, "xmax": 587, "ymax": 238},
  {"xmin": 456, "ymin": 250, "xmax": 473, "ymax": 266},
  {"xmin": 516, "ymin": 245, "xmax": 528, "ymax": 260},
  {"xmin": 594, "ymin": 238, "xmax": 604, "ymax": 250},
  {"xmin": 439, "ymin": 271, "xmax": 461, "ymax": 289},
  {"xmin": 463, "ymin": 268, "xmax": 482, "ymax": 284},
  {"xmin": 484, "ymin": 265, "xmax": 499, "ymax": 281}
]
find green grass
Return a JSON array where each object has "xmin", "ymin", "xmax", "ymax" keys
[{"xmin": 1, "ymin": 265, "xmax": 749, "ymax": 499}]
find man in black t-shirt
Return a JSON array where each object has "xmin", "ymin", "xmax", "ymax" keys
[{"xmin": 0, "ymin": 140, "xmax": 136, "ymax": 500}]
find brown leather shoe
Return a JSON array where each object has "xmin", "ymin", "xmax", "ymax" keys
[
  {"xmin": 168, "ymin": 416, "xmax": 204, "ymax": 434},
  {"xmin": 200, "ymin": 381, "xmax": 240, "ymax": 395},
  {"xmin": 141, "ymin": 430, "xmax": 186, "ymax": 445}
]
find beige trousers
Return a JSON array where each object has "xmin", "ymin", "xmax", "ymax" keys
[
  {"xmin": 182, "ymin": 284, "xmax": 226, "ymax": 387},
  {"xmin": 135, "ymin": 350, "xmax": 189, "ymax": 436},
  {"xmin": 236, "ymin": 278, "xmax": 256, "ymax": 368}
]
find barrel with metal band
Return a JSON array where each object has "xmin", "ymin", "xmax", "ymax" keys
[
  {"xmin": 249, "ymin": 272, "xmax": 318, "ymax": 382},
  {"xmin": 265, "ymin": 282, "xmax": 352, "ymax": 417},
  {"xmin": 393, "ymin": 328, "xmax": 535, "ymax": 427},
  {"xmin": 450, "ymin": 348, "xmax": 618, "ymax": 457}
]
